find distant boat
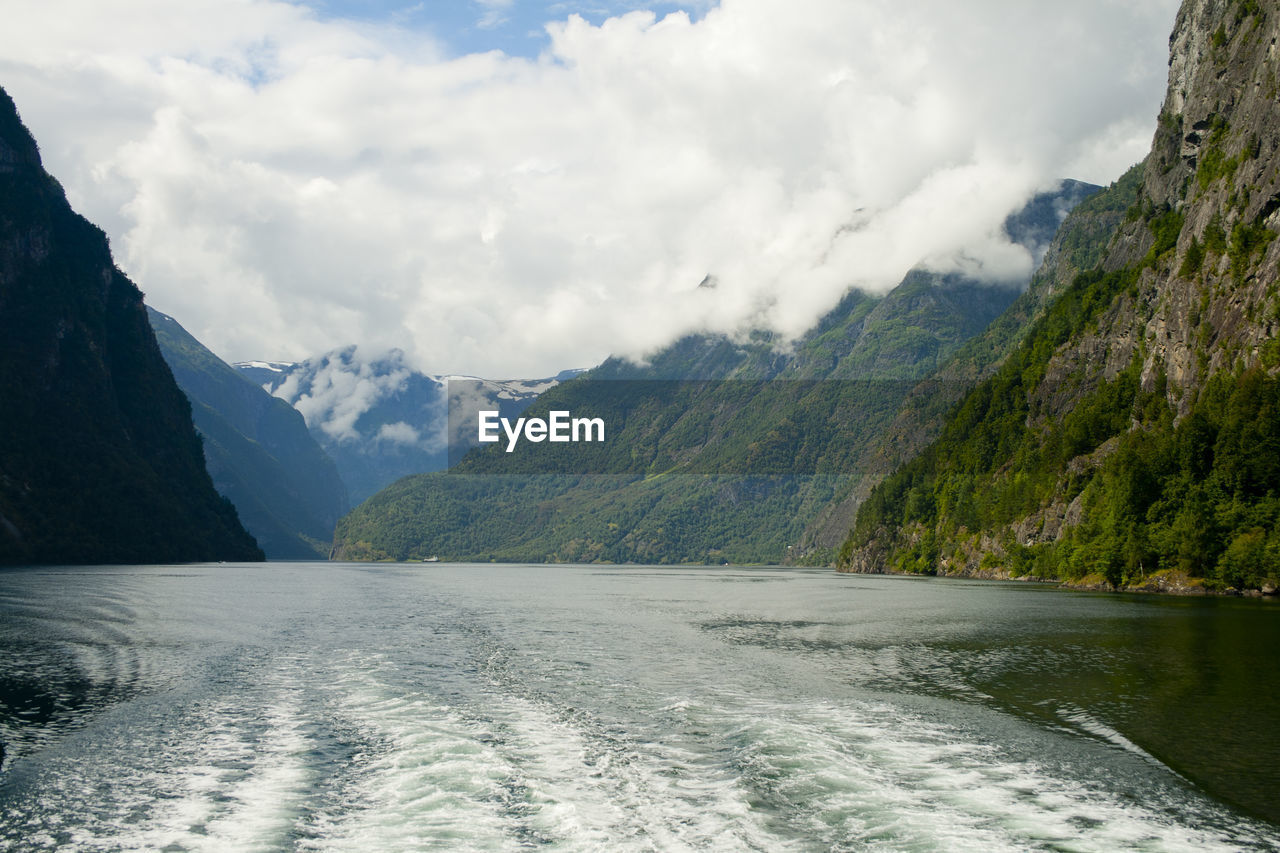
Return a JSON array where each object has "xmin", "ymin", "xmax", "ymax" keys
[{"xmin": 422, "ymin": 556, "xmax": 440, "ymax": 562}]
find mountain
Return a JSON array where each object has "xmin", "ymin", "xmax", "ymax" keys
[
  {"xmin": 797, "ymin": 168, "xmax": 1143, "ymax": 555},
  {"xmin": 842, "ymin": 0, "xmax": 1280, "ymax": 593},
  {"xmin": 0, "ymin": 87, "xmax": 262, "ymax": 564},
  {"xmin": 148, "ymin": 308, "xmax": 349, "ymax": 558},
  {"xmin": 238, "ymin": 349, "xmax": 572, "ymax": 504},
  {"xmin": 331, "ymin": 181, "xmax": 1098, "ymax": 564}
]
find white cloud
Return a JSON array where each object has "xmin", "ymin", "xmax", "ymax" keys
[
  {"xmin": 375, "ymin": 420, "xmax": 423, "ymax": 446},
  {"xmin": 1, "ymin": 0, "xmax": 1180, "ymax": 377},
  {"xmin": 275, "ymin": 347, "xmax": 419, "ymax": 442}
]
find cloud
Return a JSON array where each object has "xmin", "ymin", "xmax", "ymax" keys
[
  {"xmin": 475, "ymin": 0, "xmax": 514, "ymax": 29},
  {"xmin": 375, "ymin": 420, "xmax": 423, "ymax": 446},
  {"xmin": 274, "ymin": 347, "xmax": 420, "ymax": 442},
  {"xmin": 1, "ymin": 0, "xmax": 1180, "ymax": 377}
]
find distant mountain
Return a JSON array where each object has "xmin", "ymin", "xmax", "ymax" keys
[
  {"xmin": 843, "ymin": 0, "xmax": 1280, "ymax": 593},
  {"xmin": 238, "ymin": 348, "xmax": 575, "ymax": 504},
  {"xmin": 148, "ymin": 308, "xmax": 349, "ymax": 559},
  {"xmin": 332, "ymin": 181, "xmax": 1098, "ymax": 564},
  {"xmin": 0, "ymin": 87, "xmax": 262, "ymax": 564}
]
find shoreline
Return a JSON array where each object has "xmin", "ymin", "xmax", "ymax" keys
[{"xmin": 835, "ymin": 565, "xmax": 1280, "ymax": 599}]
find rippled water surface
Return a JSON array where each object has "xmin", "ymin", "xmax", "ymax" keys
[{"xmin": 1, "ymin": 563, "xmax": 1278, "ymax": 851}]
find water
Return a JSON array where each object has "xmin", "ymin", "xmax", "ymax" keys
[{"xmin": 0, "ymin": 563, "xmax": 1278, "ymax": 851}]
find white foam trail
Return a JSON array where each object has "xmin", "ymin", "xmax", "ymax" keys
[
  {"xmin": 96, "ymin": 683, "xmax": 316, "ymax": 851},
  {"xmin": 309, "ymin": 652, "xmax": 782, "ymax": 852},
  {"xmin": 478, "ymin": 693, "xmax": 780, "ymax": 851},
  {"xmin": 710, "ymin": 695, "xmax": 1266, "ymax": 852},
  {"xmin": 287, "ymin": 644, "xmax": 1272, "ymax": 853},
  {"xmin": 301, "ymin": 652, "xmax": 518, "ymax": 852}
]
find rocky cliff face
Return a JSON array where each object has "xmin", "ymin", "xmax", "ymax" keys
[
  {"xmin": 840, "ymin": 0, "xmax": 1280, "ymax": 591},
  {"xmin": 1028, "ymin": 0, "xmax": 1279, "ymax": 416},
  {"xmin": 0, "ymin": 87, "xmax": 263, "ymax": 564},
  {"xmin": 1140, "ymin": 0, "xmax": 1279, "ymax": 396},
  {"xmin": 1029, "ymin": 0, "xmax": 1279, "ymax": 461}
]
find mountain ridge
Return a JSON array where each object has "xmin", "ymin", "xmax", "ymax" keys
[{"xmin": 796, "ymin": 170, "xmax": 1141, "ymax": 554}]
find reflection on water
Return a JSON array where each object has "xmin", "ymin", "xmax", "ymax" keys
[{"xmin": 0, "ymin": 564, "xmax": 1277, "ymax": 851}]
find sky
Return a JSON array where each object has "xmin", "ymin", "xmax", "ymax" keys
[{"xmin": 2, "ymin": 0, "xmax": 1181, "ymax": 378}]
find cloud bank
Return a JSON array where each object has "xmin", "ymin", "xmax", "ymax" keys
[{"xmin": 2, "ymin": 0, "xmax": 1179, "ymax": 376}]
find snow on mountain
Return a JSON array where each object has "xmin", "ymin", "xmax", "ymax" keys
[{"xmin": 235, "ymin": 348, "xmax": 576, "ymax": 504}]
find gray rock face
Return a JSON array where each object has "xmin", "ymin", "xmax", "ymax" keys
[{"xmin": 1055, "ymin": 0, "xmax": 1280, "ymax": 420}]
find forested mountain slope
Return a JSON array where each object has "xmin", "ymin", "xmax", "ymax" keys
[
  {"xmin": 842, "ymin": 0, "xmax": 1280, "ymax": 592},
  {"xmin": 799, "ymin": 171, "xmax": 1138, "ymax": 553}
]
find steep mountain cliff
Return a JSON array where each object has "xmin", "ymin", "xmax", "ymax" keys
[
  {"xmin": 331, "ymin": 183, "xmax": 1096, "ymax": 564},
  {"xmin": 149, "ymin": 308, "xmax": 348, "ymax": 558},
  {"xmin": 842, "ymin": 0, "xmax": 1280, "ymax": 592},
  {"xmin": 0, "ymin": 88, "xmax": 262, "ymax": 564}
]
